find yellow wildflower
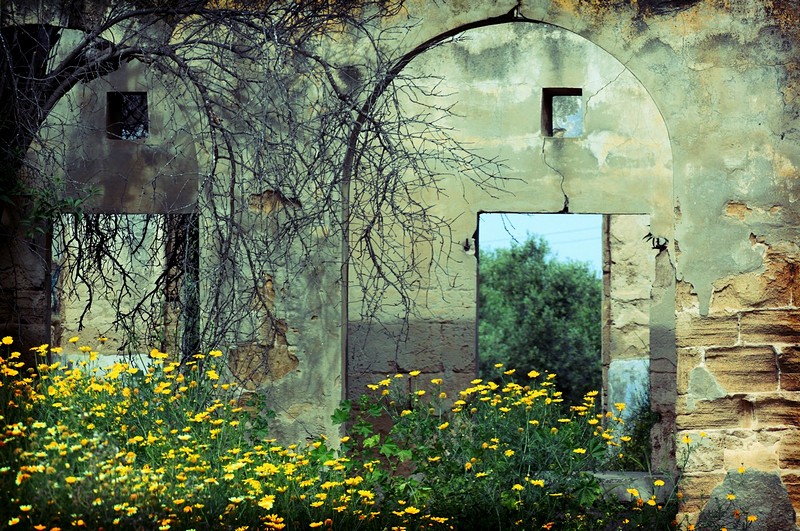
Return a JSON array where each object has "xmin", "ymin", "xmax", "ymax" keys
[
  {"xmin": 258, "ymin": 495, "xmax": 275, "ymax": 510},
  {"xmin": 149, "ymin": 349, "xmax": 168, "ymax": 359}
]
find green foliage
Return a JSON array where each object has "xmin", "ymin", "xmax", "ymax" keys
[
  {"xmin": 2, "ymin": 335, "xmax": 756, "ymax": 531},
  {"xmin": 479, "ymin": 236, "xmax": 602, "ymax": 404},
  {"xmin": 337, "ymin": 366, "xmax": 679, "ymax": 530}
]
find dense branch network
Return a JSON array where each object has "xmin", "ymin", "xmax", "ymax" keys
[{"xmin": 1, "ymin": 1, "xmax": 504, "ymax": 381}]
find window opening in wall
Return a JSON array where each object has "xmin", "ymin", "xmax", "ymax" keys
[
  {"xmin": 107, "ymin": 92, "xmax": 149, "ymax": 140},
  {"xmin": 51, "ymin": 213, "xmax": 199, "ymax": 364},
  {"xmin": 542, "ymin": 88, "xmax": 583, "ymax": 138},
  {"xmin": 477, "ymin": 212, "xmax": 657, "ymax": 470}
]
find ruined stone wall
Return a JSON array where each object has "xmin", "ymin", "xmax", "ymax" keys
[
  {"xmin": 361, "ymin": 0, "xmax": 800, "ymax": 526},
  {"xmin": 347, "ymin": 17, "xmax": 675, "ymax": 467},
  {"xmin": 603, "ymin": 215, "xmax": 655, "ymax": 419},
  {"xmin": 12, "ymin": 0, "xmax": 800, "ymax": 524}
]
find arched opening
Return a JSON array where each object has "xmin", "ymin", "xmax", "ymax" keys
[{"xmin": 344, "ymin": 19, "xmax": 676, "ymax": 470}]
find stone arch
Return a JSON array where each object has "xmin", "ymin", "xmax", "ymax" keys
[{"xmin": 345, "ymin": 17, "xmax": 676, "ymax": 468}]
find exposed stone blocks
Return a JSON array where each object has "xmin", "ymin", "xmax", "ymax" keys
[
  {"xmin": 779, "ymin": 347, "xmax": 800, "ymax": 391},
  {"xmin": 676, "ymin": 396, "xmax": 754, "ymax": 430},
  {"xmin": 777, "ymin": 430, "xmax": 800, "ymax": 469},
  {"xmin": 676, "ymin": 313, "xmax": 738, "ymax": 348},
  {"xmin": 710, "ymin": 248, "xmax": 798, "ymax": 312},
  {"xmin": 752, "ymin": 395, "xmax": 800, "ymax": 428},
  {"xmin": 740, "ymin": 310, "xmax": 800, "ymax": 346},
  {"xmin": 704, "ymin": 346, "xmax": 778, "ymax": 393}
]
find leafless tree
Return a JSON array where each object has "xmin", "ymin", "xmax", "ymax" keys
[{"xmin": 0, "ymin": 0, "xmax": 503, "ymax": 379}]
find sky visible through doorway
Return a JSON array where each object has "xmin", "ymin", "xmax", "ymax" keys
[{"xmin": 479, "ymin": 213, "xmax": 603, "ymax": 277}]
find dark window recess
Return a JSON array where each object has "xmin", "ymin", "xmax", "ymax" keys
[
  {"xmin": 542, "ymin": 88, "xmax": 583, "ymax": 138},
  {"xmin": 107, "ymin": 92, "xmax": 149, "ymax": 140}
]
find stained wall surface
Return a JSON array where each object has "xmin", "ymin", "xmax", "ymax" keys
[
  {"xmin": 350, "ymin": 1, "xmax": 800, "ymax": 526},
  {"xmin": 14, "ymin": 0, "xmax": 800, "ymax": 525},
  {"xmin": 347, "ymin": 17, "xmax": 676, "ymax": 470}
]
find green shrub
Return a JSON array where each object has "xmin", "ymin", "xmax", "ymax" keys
[{"xmin": 336, "ymin": 364, "xmax": 678, "ymax": 530}]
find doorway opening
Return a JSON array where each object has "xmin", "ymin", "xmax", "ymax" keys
[{"xmin": 477, "ymin": 212, "xmax": 654, "ymax": 420}]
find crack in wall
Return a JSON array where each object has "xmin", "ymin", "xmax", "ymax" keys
[
  {"xmin": 584, "ymin": 66, "xmax": 627, "ymax": 111},
  {"xmin": 541, "ymin": 137, "xmax": 569, "ymax": 213}
]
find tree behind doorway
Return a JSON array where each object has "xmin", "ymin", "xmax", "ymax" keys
[{"xmin": 478, "ymin": 236, "xmax": 602, "ymax": 405}]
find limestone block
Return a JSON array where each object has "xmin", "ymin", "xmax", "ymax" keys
[
  {"xmin": 752, "ymin": 394, "xmax": 800, "ymax": 428},
  {"xmin": 710, "ymin": 267, "xmax": 793, "ymax": 313},
  {"xmin": 680, "ymin": 432, "xmax": 724, "ymax": 473},
  {"xmin": 676, "ymin": 396, "xmax": 753, "ymax": 430},
  {"xmin": 723, "ymin": 444, "xmax": 779, "ymax": 472},
  {"xmin": 676, "ymin": 313, "xmax": 739, "ymax": 348},
  {"xmin": 705, "ymin": 346, "xmax": 778, "ymax": 393},
  {"xmin": 777, "ymin": 430, "xmax": 800, "ymax": 469},
  {"xmin": 710, "ymin": 429, "xmax": 782, "ymax": 472},
  {"xmin": 779, "ymin": 347, "xmax": 800, "ymax": 391},
  {"xmin": 740, "ymin": 310, "xmax": 800, "ymax": 346}
]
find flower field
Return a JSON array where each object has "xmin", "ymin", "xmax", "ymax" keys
[{"xmin": 1, "ymin": 337, "xmax": 687, "ymax": 530}]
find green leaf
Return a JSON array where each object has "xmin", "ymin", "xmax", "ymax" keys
[
  {"xmin": 352, "ymin": 419, "xmax": 374, "ymax": 437},
  {"xmin": 397, "ymin": 449, "xmax": 413, "ymax": 462},
  {"xmin": 331, "ymin": 401, "xmax": 352, "ymax": 425},
  {"xmin": 363, "ymin": 434, "xmax": 380, "ymax": 448},
  {"xmin": 379, "ymin": 440, "xmax": 399, "ymax": 458}
]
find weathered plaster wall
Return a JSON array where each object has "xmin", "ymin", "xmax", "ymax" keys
[
  {"xmin": 356, "ymin": 0, "xmax": 800, "ymax": 526},
  {"xmin": 348, "ymin": 16, "xmax": 676, "ymax": 467},
  {"xmin": 17, "ymin": 0, "xmax": 800, "ymax": 524}
]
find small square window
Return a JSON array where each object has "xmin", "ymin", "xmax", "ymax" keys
[
  {"xmin": 542, "ymin": 88, "xmax": 583, "ymax": 138},
  {"xmin": 107, "ymin": 92, "xmax": 149, "ymax": 140}
]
